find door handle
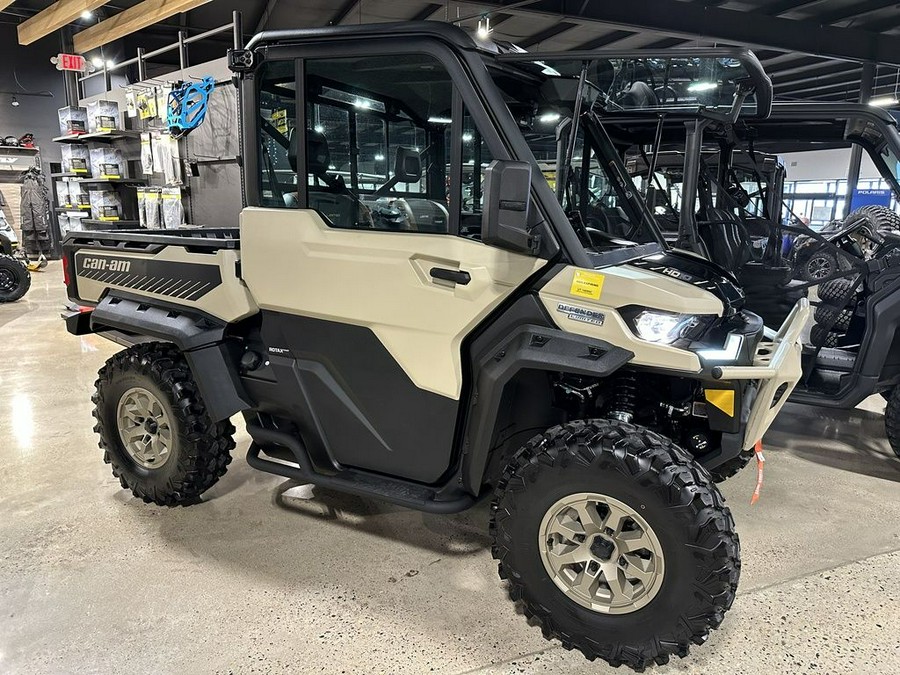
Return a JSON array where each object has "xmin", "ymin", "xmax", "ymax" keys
[{"xmin": 429, "ymin": 267, "xmax": 471, "ymax": 285}]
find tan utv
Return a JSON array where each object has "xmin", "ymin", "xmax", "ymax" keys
[{"xmin": 63, "ymin": 23, "xmax": 809, "ymax": 670}]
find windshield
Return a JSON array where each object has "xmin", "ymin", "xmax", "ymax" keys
[{"xmin": 490, "ymin": 59, "xmax": 673, "ymax": 262}]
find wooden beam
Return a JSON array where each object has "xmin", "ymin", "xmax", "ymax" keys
[
  {"xmin": 73, "ymin": 0, "xmax": 212, "ymax": 54},
  {"xmin": 18, "ymin": 0, "xmax": 110, "ymax": 46},
  {"xmin": 0, "ymin": 1, "xmax": 18, "ymax": 14}
]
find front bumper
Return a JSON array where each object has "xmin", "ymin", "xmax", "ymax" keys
[{"xmin": 710, "ymin": 298, "xmax": 810, "ymax": 449}]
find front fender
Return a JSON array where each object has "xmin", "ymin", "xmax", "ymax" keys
[{"xmin": 461, "ymin": 322, "xmax": 633, "ymax": 491}]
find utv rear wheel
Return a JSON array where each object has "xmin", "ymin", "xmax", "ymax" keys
[
  {"xmin": 883, "ymin": 388, "xmax": 900, "ymax": 459},
  {"xmin": 0, "ymin": 253, "xmax": 30, "ymax": 302},
  {"xmin": 490, "ymin": 420, "xmax": 740, "ymax": 670},
  {"xmin": 93, "ymin": 343, "xmax": 235, "ymax": 506}
]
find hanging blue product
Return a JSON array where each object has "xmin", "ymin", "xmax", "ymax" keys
[{"xmin": 167, "ymin": 77, "xmax": 216, "ymax": 137}]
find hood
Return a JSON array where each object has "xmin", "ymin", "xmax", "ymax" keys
[{"xmin": 629, "ymin": 250, "xmax": 745, "ymax": 317}]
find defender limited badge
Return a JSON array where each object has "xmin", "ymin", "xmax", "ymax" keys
[{"xmin": 557, "ymin": 303, "xmax": 605, "ymax": 326}]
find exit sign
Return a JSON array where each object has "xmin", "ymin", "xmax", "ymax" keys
[{"xmin": 54, "ymin": 53, "xmax": 86, "ymax": 72}]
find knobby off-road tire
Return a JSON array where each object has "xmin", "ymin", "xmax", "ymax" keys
[
  {"xmin": 883, "ymin": 388, "xmax": 900, "ymax": 459},
  {"xmin": 490, "ymin": 419, "xmax": 740, "ymax": 671},
  {"xmin": 93, "ymin": 343, "xmax": 235, "ymax": 506},
  {"xmin": 818, "ymin": 278, "xmax": 856, "ymax": 306},
  {"xmin": 810, "ymin": 324, "xmax": 839, "ymax": 348},
  {"xmin": 0, "ymin": 253, "xmax": 30, "ymax": 302},
  {"xmin": 814, "ymin": 305, "xmax": 852, "ymax": 333},
  {"xmin": 801, "ymin": 250, "xmax": 839, "ymax": 283}
]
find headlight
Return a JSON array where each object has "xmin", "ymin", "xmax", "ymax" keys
[{"xmin": 632, "ymin": 310, "xmax": 706, "ymax": 345}]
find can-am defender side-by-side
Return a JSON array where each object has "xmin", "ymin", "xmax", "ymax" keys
[
  {"xmin": 615, "ymin": 101, "xmax": 900, "ymax": 460},
  {"xmin": 62, "ymin": 26, "xmax": 808, "ymax": 669}
]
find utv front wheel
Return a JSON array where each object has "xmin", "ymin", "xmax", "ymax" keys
[
  {"xmin": 490, "ymin": 420, "xmax": 740, "ymax": 670},
  {"xmin": 93, "ymin": 343, "xmax": 235, "ymax": 506}
]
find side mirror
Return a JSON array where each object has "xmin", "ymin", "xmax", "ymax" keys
[{"xmin": 481, "ymin": 159, "xmax": 535, "ymax": 254}]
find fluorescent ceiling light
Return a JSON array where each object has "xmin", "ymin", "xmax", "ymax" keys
[
  {"xmin": 538, "ymin": 111, "xmax": 561, "ymax": 124},
  {"xmin": 687, "ymin": 81, "xmax": 717, "ymax": 92},
  {"xmin": 462, "ymin": 132, "xmax": 474, "ymax": 142},
  {"xmin": 374, "ymin": 153, "xmax": 385, "ymax": 161},
  {"xmin": 314, "ymin": 124, "xmax": 324, "ymax": 133},
  {"xmin": 81, "ymin": 10, "xmax": 93, "ymax": 20},
  {"xmin": 428, "ymin": 116, "xmax": 452, "ymax": 124},
  {"xmin": 869, "ymin": 95, "xmax": 899, "ymax": 107}
]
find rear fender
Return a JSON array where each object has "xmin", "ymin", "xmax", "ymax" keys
[{"xmin": 90, "ymin": 294, "xmax": 252, "ymax": 421}]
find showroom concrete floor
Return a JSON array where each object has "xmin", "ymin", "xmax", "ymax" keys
[{"xmin": 1, "ymin": 263, "xmax": 899, "ymax": 675}]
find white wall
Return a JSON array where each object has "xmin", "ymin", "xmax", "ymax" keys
[{"xmin": 780, "ymin": 147, "xmax": 881, "ymax": 182}]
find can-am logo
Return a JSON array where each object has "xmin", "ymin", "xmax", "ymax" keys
[{"xmin": 660, "ymin": 267, "xmax": 695, "ymax": 282}]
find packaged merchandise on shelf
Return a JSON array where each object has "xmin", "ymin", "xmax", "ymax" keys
[
  {"xmin": 140, "ymin": 133, "xmax": 153, "ymax": 175},
  {"xmin": 61, "ymin": 144, "xmax": 91, "ymax": 175},
  {"xmin": 87, "ymin": 100, "xmax": 120, "ymax": 133},
  {"xmin": 69, "ymin": 181, "xmax": 90, "ymax": 209},
  {"xmin": 161, "ymin": 187, "xmax": 184, "ymax": 228},
  {"xmin": 89, "ymin": 146, "xmax": 126, "ymax": 180},
  {"xmin": 59, "ymin": 212, "xmax": 88, "ymax": 235},
  {"xmin": 88, "ymin": 190, "xmax": 123, "ymax": 221},
  {"xmin": 144, "ymin": 189, "xmax": 161, "ymax": 229},
  {"xmin": 125, "ymin": 89, "xmax": 137, "ymax": 118},
  {"xmin": 137, "ymin": 89, "xmax": 157, "ymax": 120},
  {"xmin": 58, "ymin": 106, "xmax": 88, "ymax": 136},
  {"xmin": 56, "ymin": 181, "xmax": 71, "ymax": 208},
  {"xmin": 136, "ymin": 187, "xmax": 146, "ymax": 227}
]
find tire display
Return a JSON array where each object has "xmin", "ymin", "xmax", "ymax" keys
[
  {"xmin": 0, "ymin": 253, "xmax": 31, "ymax": 303},
  {"xmin": 490, "ymin": 419, "xmax": 740, "ymax": 670}
]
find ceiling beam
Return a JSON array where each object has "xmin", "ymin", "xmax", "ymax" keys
[
  {"xmin": 462, "ymin": 0, "xmax": 900, "ymax": 65},
  {"xmin": 0, "ymin": 1, "xmax": 17, "ymax": 14},
  {"xmin": 518, "ymin": 21, "xmax": 577, "ymax": 48},
  {"xmin": 410, "ymin": 3, "xmax": 444, "ymax": 21},
  {"xmin": 17, "ymin": 0, "xmax": 110, "ymax": 46},
  {"xmin": 779, "ymin": 72, "xmax": 899, "ymax": 97},
  {"xmin": 329, "ymin": 0, "xmax": 359, "ymax": 25},
  {"xmin": 772, "ymin": 63, "xmax": 858, "ymax": 85},
  {"xmin": 762, "ymin": 0, "xmax": 830, "ymax": 17},
  {"xmin": 572, "ymin": 29, "xmax": 634, "ymax": 50},
  {"xmin": 73, "ymin": 0, "xmax": 212, "ymax": 53},
  {"xmin": 814, "ymin": 0, "xmax": 897, "ymax": 26}
]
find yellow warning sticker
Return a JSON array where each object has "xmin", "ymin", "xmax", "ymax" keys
[
  {"xmin": 705, "ymin": 389, "xmax": 735, "ymax": 417},
  {"xmin": 569, "ymin": 270, "xmax": 605, "ymax": 300}
]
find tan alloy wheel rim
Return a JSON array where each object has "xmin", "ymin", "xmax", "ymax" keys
[
  {"xmin": 538, "ymin": 492, "xmax": 665, "ymax": 614},
  {"xmin": 116, "ymin": 387, "xmax": 174, "ymax": 470}
]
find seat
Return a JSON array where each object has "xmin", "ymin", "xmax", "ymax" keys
[
  {"xmin": 297, "ymin": 129, "xmax": 371, "ymax": 228},
  {"xmin": 403, "ymin": 199, "xmax": 449, "ymax": 233},
  {"xmin": 698, "ymin": 208, "xmax": 750, "ymax": 272},
  {"xmin": 618, "ymin": 82, "xmax": 659, "ymax": 109}
]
